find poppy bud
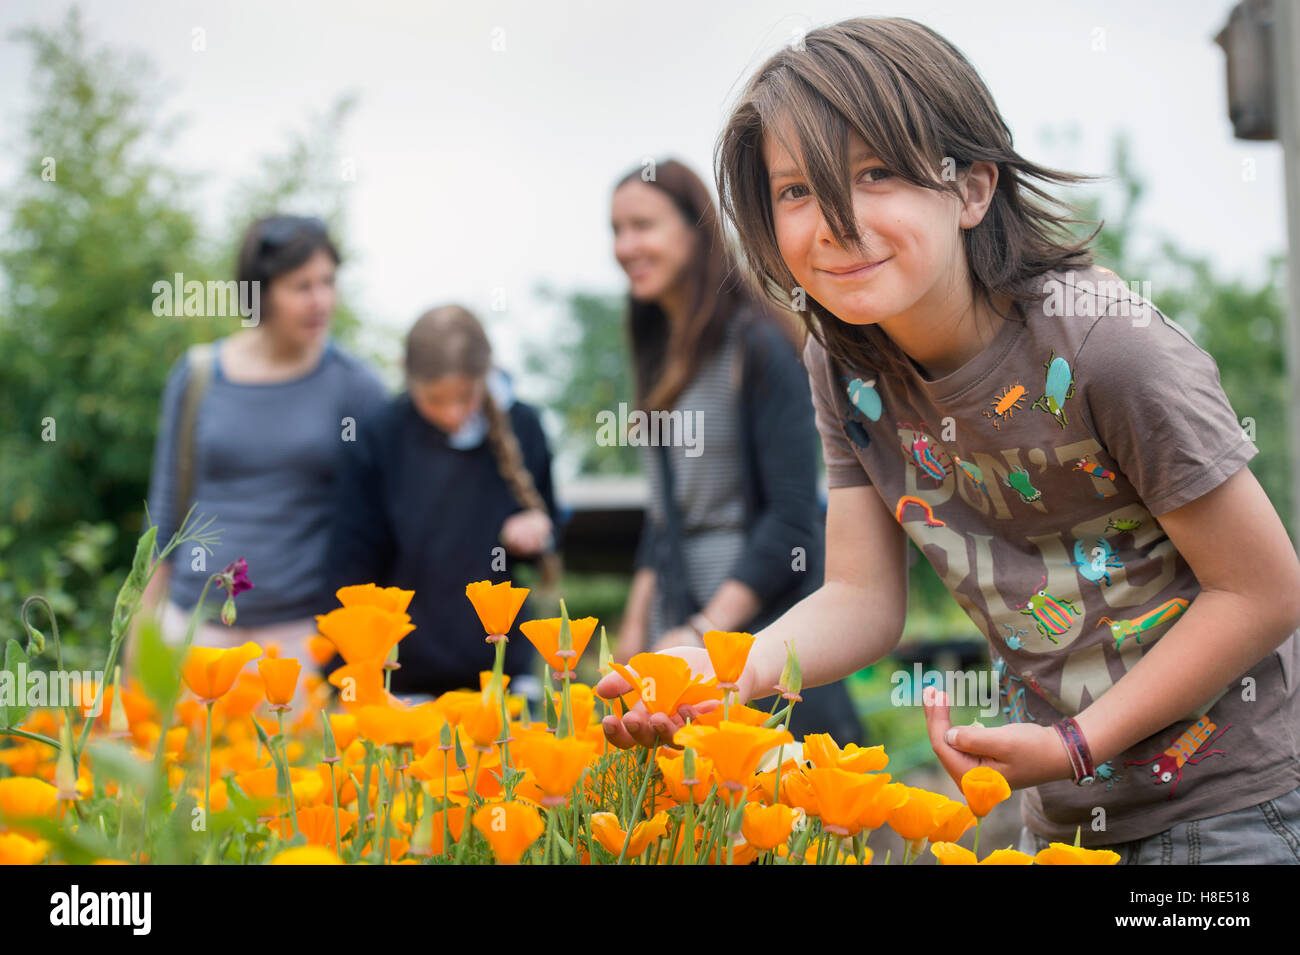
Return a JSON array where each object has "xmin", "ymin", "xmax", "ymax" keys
[{"xmin": 221, "ymin": 596, "xmax": 237, "ymax": 627}]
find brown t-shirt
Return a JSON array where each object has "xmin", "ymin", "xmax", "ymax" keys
[{"xmin": 803, "ymin": 264, "xmax": 1300, "ymax": 845}]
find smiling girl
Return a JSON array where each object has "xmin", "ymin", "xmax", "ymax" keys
[{"xmin": 597, "ymin": 16, "xmax": 1300, "ymax": 863}]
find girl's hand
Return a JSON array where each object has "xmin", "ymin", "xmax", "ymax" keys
[
  {"xmin": 499, "ymin": 509, "xmax": 552, "ymax": 557},
  {"xmin": 922, "ymin": 686, "xmax": 1074, "ymax": 790},
  {"xmin": 594, "ymin": 646, "xmax": 721, "ymax": 749}
]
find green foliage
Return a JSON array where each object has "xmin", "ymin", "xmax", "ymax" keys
[
  {"xmin": 0, "ymin": 10, "xmax": 363, "ymax": 650},
  {"xmin": 524, "ymin": 286, "xmax": 640, "ymax": 475}
]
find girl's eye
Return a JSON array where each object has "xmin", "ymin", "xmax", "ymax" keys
[
  {"xmin": 777, "ymin": 183, "xmax": 810, "ymax": 201},
  {"xmin": 860, "ymin": 166, "xmax": 892, "ymax": 183}
]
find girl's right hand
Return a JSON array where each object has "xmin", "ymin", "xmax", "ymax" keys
[{"xmin": 594, "ymin": 646, "xmax": 724, "ymax": 749}]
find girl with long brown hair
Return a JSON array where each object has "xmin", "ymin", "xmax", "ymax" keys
[
  {"xmin": 327, "ymin": 305, "xmax": 561, "ymax": 699},
  {"xmin": 600, "ymin": 16, "xmax": 1300, "ymax": 864}
]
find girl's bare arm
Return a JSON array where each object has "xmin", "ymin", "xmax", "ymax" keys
[{"xmin": 598, "ymin": 484, "xmax": 910, "ymax": 748}]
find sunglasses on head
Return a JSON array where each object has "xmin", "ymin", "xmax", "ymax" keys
[{"xmin": 258, "ymin": 215, "xmax": 329, "ymax": 249}]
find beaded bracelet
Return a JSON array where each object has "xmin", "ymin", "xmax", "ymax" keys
[{"xmin": 1053, "ymin": 717, "xmax": 1096, "ymax": 786}]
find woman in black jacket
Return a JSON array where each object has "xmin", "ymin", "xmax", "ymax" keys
[
  {"xmin": 609, "ymin": 159, "xmax": 861, "ymax": 743},
  {"xmin": 326, "ymin": 305, "xmax": 560, "ymax": 701}
]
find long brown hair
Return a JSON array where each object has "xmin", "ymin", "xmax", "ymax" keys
[
  {"xmin": 405, "ymin": 304, "xmax": 562, "ymax": 593},
  {"xmin": 615, "ymin": 159, "xmax": 796, "ymax": 411},
  {"xmin": 714, "ymin": 16, "xmax": 1100, "ymax": 386}
]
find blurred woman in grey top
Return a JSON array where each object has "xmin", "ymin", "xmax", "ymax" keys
[{"xmin": 135, "ymin": 216, "xmax": 387, "ymax": 667}]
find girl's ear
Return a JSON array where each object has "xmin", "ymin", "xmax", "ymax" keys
[{"xmin": 957, "ymin": 160, "xmax": 1000, "ymax": 229}]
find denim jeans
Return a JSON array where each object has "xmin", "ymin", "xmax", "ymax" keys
[{"xmin": 1017, "ymin": 783, "xmax": 1300, "ymax": 864}]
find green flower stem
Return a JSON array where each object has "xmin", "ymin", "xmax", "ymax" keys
[
  {"xmin": 0, "ymin": 727, "xmax": 59, "ymax": 749},
  {"xmin": 616, "ymin": 742, "xmax": 658, "ymax": 864}
]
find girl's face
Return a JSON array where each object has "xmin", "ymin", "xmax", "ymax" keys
[
  {"xmin": 409, "ymin": 373, "xmax": 486, "ymax": 435},
  {"xmin": 264, "ymin": 248, "xmax": 337, "ymax": 347},
  {"xmin": 764, "ymin": 120, "xmax": 982, "ymax": 328},
  {"xmin": 610, "ymin": 180, "xmax": 696, "ymax": 305}
]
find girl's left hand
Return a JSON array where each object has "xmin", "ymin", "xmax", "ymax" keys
[
  {"xmin": 500, "ymin": 509, "xmax": 553, "ymax": 557},
  {"xmin": 922, "ymin": 686, "xmax": 1074, "ymax": 790}
]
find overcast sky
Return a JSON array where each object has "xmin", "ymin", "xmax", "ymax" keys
[{"xmin": 0, "ymin": 0, "xmax": 1286, "ymax": 426}]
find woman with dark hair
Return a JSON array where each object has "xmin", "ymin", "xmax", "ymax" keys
[
  {"xmin": 134, "ymin": 215, "xmax": 388, "ymax": 673},
  {"xmin": 610, "ymin": 159, "xmax": 861, "ymax": 743}
]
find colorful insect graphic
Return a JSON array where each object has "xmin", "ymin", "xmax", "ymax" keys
[
  {"xmin": 1073, "ymin": 457, "xmax": 1117, "ymax": 497},
  {"xmin": 894, "ymin": 495, "xmax": 945, "ymax": 527},
  {"xmin": 1000, "ymin": 623, "xmax": 1028, "ymax": 651},
  {"xmin": 1000, "ymin": 465, "xmax": 1042, "ymax": 503},
  {"xmin": 1015, "ymin": 575, "xmax": 1081, "ymax": 644},
  {"xmin": 982, "ymin": 382, "xmax": 1027, "ymax": 431},
  {"xmin": 897, "ymin": 421, "xmax": 952, "ymax": 483},
  {"xmin": 950, "ymin": 454, "xmax": 988, "ymax": 497},
  {"xmin": 1094, "ymin": 761, "xmax": 1123, "ymax": 791},
  {"xmin": 992, "ymin": 656, "xmax": 1032, "ymax": 725},
  {"xmin": 1124, "ymin": 718, "xmax": 1232, "ymax": 799},
  {"xmin": 1069, "ymin": 537, "xmax": 1123, "ymax": 586},
  {"xmin": 844, "ymin": 376, "xmax": 882, "ymax": 421},
  {"xmin": 1097, "ymin": 597, "xmax": 1190, "ymax": 650},
  {"xmin": 1105, "ymin": 517, "xmax": 1143, "ymax": 534},
  {"xmin": 1031, "ymin": 349, "xmax": 1076, "ymax": 428},
  {"xmin": 843, "ymin": 414, "xmax": 871, "ymax": 449}
]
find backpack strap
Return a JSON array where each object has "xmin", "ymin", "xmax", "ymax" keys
[{"xmin": 175, "ymin": 342, "xmax": 216, "ymax": 528}]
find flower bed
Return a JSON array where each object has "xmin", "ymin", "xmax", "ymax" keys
[{"xmin": 0, "ymin": 523, "xmax": 1118, "ymax": 865}]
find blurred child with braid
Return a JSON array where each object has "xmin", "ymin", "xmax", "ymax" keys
[{"xmin": 326, "ymin": 305, "xmax": 562, "ymax": 701}]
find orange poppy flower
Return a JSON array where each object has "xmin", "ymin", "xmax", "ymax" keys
[
  {"xmin": 806, "ymin": 768, "xmax": 890, "ymax": 836},
  {"xmin": 182, "ymin": 642, "xmax": 262, "ymax": 704},
  {"xmin": 608, "ymin": 653, "xmax": 708, "ymax": 717},
  {"xmin": 519, "ymin": 616, "xmax": 599, "ymax": 676},
  {"xmin": 961, "ymin": 766, "xmax": 1012, "ymax": 818},
  {"xmin": 777, "ymin": 769, "xmax": 820, "ymax": 816},
  {"xmin": 930, "ymin": 801, "xmax": 977, "ymax": 843},
  {"xmin": 258, "ymin": 657, "xmax": 302, "ymax": 708},
  {"xmin": 328, "ymin": 714, "xmax": 358, "ymax": 752},
  {"xmin": 701, "ymin": 630, "xmax": 755, "ymax": 689},
  {"xmin": 306, "ymin": 634, "xmax": 337, "ymax": 667},
  {"xmin": 465, "ymin": 580, "xmax": 530, "ymax": 639},
  {"xmin": 673, "ymin": 722, "xmax": 793, "ymax": 803},
  {"xmin": 589, "ymin": 811, "xmax": 670, "ymax": 859},
  {"xmin": 886, "ymin": 787, "xmax": 938, "ymax": 842},
  {"xmin": 981, "ymin": 848, "xmax": 1035, "ymax": 864},
  {"xmin": 0, "ymin": 832, "xmax": 49, "ymax": 865},
  {"xmin": 550, "ymin": 683, "xmax": 597, "ymax": 733},
  {"xmin": 278, "ymin": 804, "xmax": 358, "ymax": 849},
  {"xmin": 0, "ymin": 777, "xmax": 58, "ymax": 838},
  {"xmin": 271, "ymin": 845, "xmax": 343, "ymax": 865},
  {"xmin": 802, "ymin": 734, "xmax": 888, "ymax": 773},
  {"xmin": 472, "ymin": 801, "xmax": 545, "ymax": 864},
  {"xmin": 657, "ymin": 751, "xmax": 714, "ymax": 804},
  {"xmin": 422, "ymin": 807, "xmax": 468, "ymax": 856},
  {"xmin": 510, "ymin": 734, "xmax": 597, "ymax": 806},
  {"xmin": 741, "ymin": 802, "xmax": 796, "ymax": 850},
  {"xmin": 328, "ymin": 660, "xmax": 390, "ymax": 709},
  {"xmin": 856, "ymin": 781, "xmax": 910, "ymax": 832},
  {"xmin": 315, "ymin": 606, "xmax": 414, "ymax": 664},
  {"xmin": 354, "ymin": 702, "xmax": 444, "ymax": 747},
  {"xmin": 692, "ymin": 701, "xmax": 768, "ymax": 728},
  {"xmin": 460, "ymin": 691, "xmax": 504, "ymax": 752},
  {"xmin": 930, "ymin": 842, "xmax": 978, "ymax": 865},
  {"xmin": 749, "ymin": 757, "xmax": 802, "ymax": 804},
  {"xmin": 1034, "ymin": 843, "xmax": 1121, "ymax": 865},
  {"xmin": 336, "ymin": 583, "xmax": 415, "ymax": 615}
]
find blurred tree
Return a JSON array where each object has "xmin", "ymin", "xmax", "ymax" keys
[
  {"xmin": 0, "ymin": 8, "xmax": 363, "ymax": 648},
  {"xmin": 524, "ymin": 284, "xmax": 638, "ymax": 475}
]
